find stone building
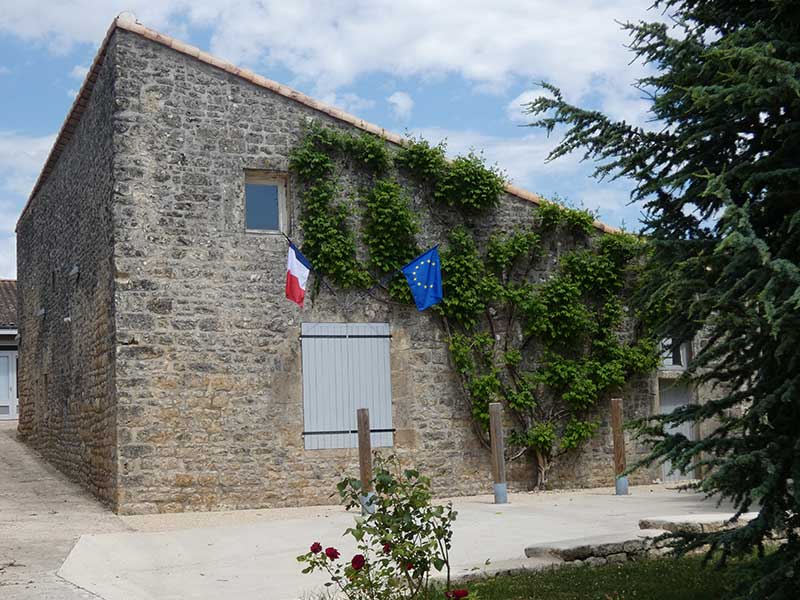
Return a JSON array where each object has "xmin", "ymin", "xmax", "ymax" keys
[{"xmin": 16, "ymin": 16, "xmax": 687, "ymax": 514}]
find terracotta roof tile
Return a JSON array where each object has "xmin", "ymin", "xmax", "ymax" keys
[
  {"xmin": 17, "ymin": 15, "xmax": 619, "ymax": 235},
  {"xmin": 0, "ymin": 280, "xmax": 16, "ymax": 329}
]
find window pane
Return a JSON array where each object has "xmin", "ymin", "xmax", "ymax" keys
[{"xmin": 245, "ymin": 183, "xmax": 280, "ymax": 230}]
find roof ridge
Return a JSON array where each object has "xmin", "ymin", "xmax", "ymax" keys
[{"xmin": 17, "ymin": 15, "xmax": 619, "ymax": 235}]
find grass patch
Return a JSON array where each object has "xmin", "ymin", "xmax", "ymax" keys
[{"xmin": 464, "ymin": 556, "xmax": 749, "ymax": 600}]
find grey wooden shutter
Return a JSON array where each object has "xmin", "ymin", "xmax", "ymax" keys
[{"xmin": 301, "ymin": 323, "xmax": 393, "ymax": 450}]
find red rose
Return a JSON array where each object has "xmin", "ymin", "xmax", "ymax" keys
[
  {"xmin": 404, "ymin": 561, "xmax": 414, "ymax": 571},
  {"xmin": 445, "ymin": 590, "xmax": 469, "ymax": 599},
  {"xmin": 325, "ymin": 547, "xmax": 340, "ymax": 560},
  {"xmin": 310, "ymin": 542, "xmax": 322, "ymax": 554},
  {"xmin": 351, "ymin": 554, "xmax": 366, "ymax": 570},
  {"xmin": 382, "ymin": 542, "xmax": 392, "ymax": 554}
]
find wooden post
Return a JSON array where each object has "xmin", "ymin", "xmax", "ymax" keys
[
  {"xmin": 489, "ymin": 402, "xmax": 508, "ymax": 504},
  {"xmin": 610, "ymin": 398, "xmax": 629, "ymax": 495},
  {"xmin": 357, "ymin": 408, "xmax": 375, "ymax": 513}
]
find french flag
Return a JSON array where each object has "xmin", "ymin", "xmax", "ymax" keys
[{"xmin": 286, "ymin": 243, "xmax": 312, "ymax": 307}]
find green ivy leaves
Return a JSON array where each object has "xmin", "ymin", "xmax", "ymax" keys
[
  {"xmin": 536, "ymin": 200, "xmax": 595, "ymax": 235},
  {"xmin": 440, "ymin": 203, "xmax": 658, "ymax": 477},
  {"xmin": 288, "ymin": 124, "xmax": 658, "ymax": 487},
  {"xmin": 394, "ymin": 136, "xmax": 448, "ymax": 183},
  {"xmin": 439, "ymin": 227, "xmax": 494, "ymax": 328},
  {"xmin": 289, "ymin": 126, "xmax": 505, "ymax": 291},
  {"xmin": 434, "ymin": 152, "xmax": 505, "ymax": 212},
  {"xmin": 298, "ymin": 181, "xmax": 371, "ymax": 288},
  {"xmin": 362, "ymin": 179, "xmax": 419, "ymax": 274},
  {"xmin": 396, "ymin": 139, "xmax": 505, "ymax": 212}
]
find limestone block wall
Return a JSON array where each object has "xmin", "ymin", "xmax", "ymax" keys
[
  {"xmin": 108, "ymin": 30, "xmax": 659, "ymax": 514},
  {"xmin": 16, "ymin": 40, "xmax": 119, "ymax": 504},
  {"xmin": 548, "ymin": 373, "xmax": 660, "ymax": 488}
]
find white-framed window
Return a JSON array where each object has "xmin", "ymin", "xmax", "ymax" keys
[
  {"xmin": 660, "ymin": 338, "xmax": 692, "ymax": 370},
  {"xmin": 244, "ymin": 171, "xmax": 287, "ymax": 233},
  {"xmin": 301, "ymin": 322, "xmax": 394, "ymax": 450}
]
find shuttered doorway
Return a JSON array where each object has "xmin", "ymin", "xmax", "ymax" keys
[
  {"xmin": 301, "ymin": 323, "xmax": 393, "ymax": 450},
  {"xmin": 659, "ymin": 378, "xmax": 696, "ymax": 482}
]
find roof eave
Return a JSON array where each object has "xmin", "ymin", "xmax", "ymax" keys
[{"xmin": 16, "ymin": 15, "xmax": 620, "ymax": 235}]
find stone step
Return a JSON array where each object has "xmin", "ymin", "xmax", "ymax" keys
[
  {"xmin": 524, "ymin": 529, "xmax": 668, "ymax": 562},
  {"xmin": 450, "ymin": 556, "xmax": 563, "ymax": 583},
  {"xmin": 638, "ymin": 513, "xmax": 758, "ymax": 533}
]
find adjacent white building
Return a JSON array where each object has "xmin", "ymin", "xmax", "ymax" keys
[{"xmin": 0, "ymin": 280, "xmax": 18, "ymax": 421}]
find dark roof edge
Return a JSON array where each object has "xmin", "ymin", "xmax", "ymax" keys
[{"xmin": 17, "ymin": 15, "xmax": 620, "ymax": 235}]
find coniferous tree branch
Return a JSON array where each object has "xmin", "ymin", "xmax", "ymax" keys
[{"xmin": 525, "ymin": 1, "xmax": 800, "ymax": 597}]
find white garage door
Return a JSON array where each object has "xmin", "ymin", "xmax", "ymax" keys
[{"xmin": 0, "ymin": 351, "xmax": 18, "ymax": 420}]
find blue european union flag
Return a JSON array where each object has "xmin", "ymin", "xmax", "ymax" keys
[{"xmin": 401, "ymin": 246, "xmax": 443, "ymax": 311}]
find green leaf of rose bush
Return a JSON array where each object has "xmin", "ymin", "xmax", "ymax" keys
[{"xmin": 297, "ymin": 455, "xmax": 462, "ymax": 600}]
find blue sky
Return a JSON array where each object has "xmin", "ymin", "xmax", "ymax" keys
[{"xmin": 0, "ymin": 0, "xmax": 662, "ymax": 278}]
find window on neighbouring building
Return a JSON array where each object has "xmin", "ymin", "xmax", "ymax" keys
[
  {"xmin": 301, "ymin": 322, "xmax": 394, "ymax": 450},
  {"xmin": 244, "ymin": 171, "xmax": 286, "ymax": 232},
  {"xmin": 660, "ymin": 338, "xmax": 692, "ymax": 369}
]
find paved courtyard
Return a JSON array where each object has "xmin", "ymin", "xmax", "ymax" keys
[
  {"xmin": 0, "ymin": 421, "xmax": 128, "ymax": 599},
  {"xmin": 1, "ymin": 420, "xmax": 736, "ymax": 600}
]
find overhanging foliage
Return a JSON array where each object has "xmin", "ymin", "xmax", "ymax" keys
[{"xmin": 524, "ymin": 0, "xmax": 800, "ymax": 597}]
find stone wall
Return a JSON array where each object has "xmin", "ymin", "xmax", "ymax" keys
[
  {"xmin": 16, "ymin": 40, "xmax": 119, "ymax": 505},
  {"xmin": 548, "ymin": 373, "xmax": 659, "ymax": 488},
  {"xmin": 106, "ymin": 30, "xmax": 659, "ymax": 514}
]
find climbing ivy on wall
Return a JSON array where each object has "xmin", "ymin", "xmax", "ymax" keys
[{"xmin": 288, "ymin": 123, "xmax": 658, "ymax": 489}]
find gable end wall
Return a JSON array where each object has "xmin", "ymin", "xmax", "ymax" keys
[{"xmin": 108, "ymin": 30, "xmax": 658, "ymax": 514}]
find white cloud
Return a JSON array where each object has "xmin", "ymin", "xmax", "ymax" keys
[
  {"xmin": 0, "ymin": 131, "xmax": 55, "ymax": 197},
  {"xmin": 0, "ymin": 131, "xmax": 55, "ymax": 277},
  {"xmin": 70, "ymin": 64, "xmax": 89, "ymax": 79},
  {"xmin": 317, "ymin": 91, "xmax": 375, "ymax": 115},
  {"xmin": 506, "ymin": 89, "xmax": 546, "ymax": 123},
  {"xmin": 0, "ymin": 235, "xmax": 16, "ymax": 279},
  {"xmin": 0, "ymin": 1, "xmax": 660, "ymax": 102},
  {"xmin": 387, "ymin": 91, "xmax": 413, "ymax": 120}
]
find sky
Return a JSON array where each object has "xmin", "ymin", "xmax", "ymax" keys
[{"xmin": 0, "ymin": 0, "xmax": 664, "ymax": 279}]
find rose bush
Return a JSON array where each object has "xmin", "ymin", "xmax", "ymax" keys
[{"xmin": 297, "ymin": 455, "xmax": 462, "ymax": 599}]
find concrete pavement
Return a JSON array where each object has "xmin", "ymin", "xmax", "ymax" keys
[
  {"xmin": 0, "ymin": 421, "xmax": 128, "ymax": 599},
  {"xmin": 1, "ymin": 419, "xmax": 737, "ymax": 600},
  {"xmin": 61, "ymin": 485, "xmax": 734, "ymax": 600}
]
